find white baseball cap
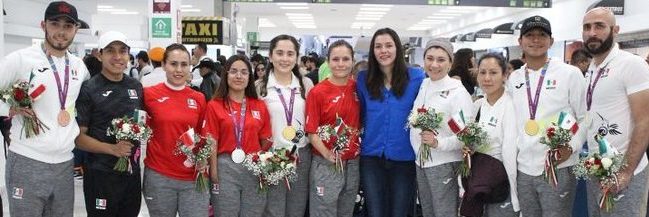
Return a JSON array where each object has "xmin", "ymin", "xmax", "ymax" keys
[{"xmin": 98, "ymin": 31, "xmax": 129, "ymax": 49}]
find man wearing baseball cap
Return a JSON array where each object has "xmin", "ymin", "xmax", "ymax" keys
[
  {"xmin": 0, "ymin": 1, "xmax": 90, "ymax": 216},
  {"xmin": 75, "ymin": 31, "xmax": 144, "ymax": 216},
  {"xmin": 508, "ymin": 15, "xmax": 587, "ymax": 216}
]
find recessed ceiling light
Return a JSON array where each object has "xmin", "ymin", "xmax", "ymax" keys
[
  {"xmin": 111, "ymin": 11, "xmax": 139, "ymax": 15},
  {"xmin": 280, "ymin": 6, "xmax": 309, "ymax": 10}
]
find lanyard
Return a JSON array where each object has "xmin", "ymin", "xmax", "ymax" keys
[
  {"xmin": 43, "ymin": 45, "xmax": 70, "ymax": 110},
  {"xmin": 524, "ymin": 60, "xmax": 550, "ymax": 120},
  {"xmin": 227, "ymin": 98, "xmax": 247, "ymax": 149},
  {"xmin": 586, "ymin": 60, "xmax": 614, "ymax": 111},
  {"xmin": 275, "ymin": 87, "xmax": 296, "ymax": 126}
]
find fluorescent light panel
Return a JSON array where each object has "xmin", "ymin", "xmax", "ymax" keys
[
  {"xmin": 358, "ymin": 11, "xmax": 387, "ymax": 15},
  {"xmin": 427, "ymin": 16, "xmax": 454, "ymax": 19},
  {"xmin": 111, "ymin": 11, "xmax": 139, "ymax": 15},
  {"xmin": 361, "ymin": 4, "xmax": 393, "ymax": 7},
  {"xmin": 359, "ymin": 7, "xmax": 391, "ymax": 11},
  {"xmin": 277, "ymin": 3, "xmax": 308, "ymax": 6},
  {"xmin": 181, "ymin": 5, "xmax": 193, "ymax": 8},
  {"xmin": 98, "ymin": 8, "xmax": 126, "ymax": 12},
  {"xmin": 97, "ymin": 5, "xmax": 113, "ymax": 9},
  {"xmin": 355, "ymin": 17, "xmax": 380, "ymax": 20},
  {"xmin": 280, "ymin": 6, "xmax": 309, "ymax": 10}
]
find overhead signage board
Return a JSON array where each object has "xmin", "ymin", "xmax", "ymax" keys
[
  {"xmin": 225, "ymin": 0, "xmax": 551, "ymax": 7},
  {"xmin": 151, "ymin": 17, "xmax": 172, "ymax": 38},
  {"xmin": 587, "ymin": 0, "xmax": 624, "ymax": 15},
  {"xmin": 182, "ymin": 17, "xmax": 224, "ymax": 45}
]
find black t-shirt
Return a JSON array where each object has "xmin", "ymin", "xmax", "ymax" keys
[{"xmin": 76, "ymin": 74, "xmax": 144, "ymax": 174}]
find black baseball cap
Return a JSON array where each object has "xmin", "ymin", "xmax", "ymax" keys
[
  {"xmin": 44, "ymin": 1, "xmax": 79, "ymax": 23},
  {"xmin": 520, "ymin": 15, "xmax": 552, "ymax": 36}
]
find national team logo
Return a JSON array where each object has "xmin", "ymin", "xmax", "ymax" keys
[
  {"xmin": 95, "ymin": 198, "xmax": 107, "ymax": 210},
  {"xmin": 12, "ymin": 187, "xmax": 23, "ymax": 199},
  {"xmin": 488, "ymin": 116, "xmax": 498, "ymax": 127},
  {"xmin": 545, "ymin": 79, "xmax": 558, "ymax": 90},
  {"xmin": 187, "ymin": 98, "xmax": 197, "ymax": 109},
  {"xmin": 128, "ymin": 89, "xmax": 138, "ymax": 99},
  {"xmin": 252, "ymin": 110, "xmax": 261, "ymax": 120},
  {"xmin": 600, "ymin": 68, "xmax": 610, "ymax": 78},
  {"xmin": 316, "ymin": 186, "xmax": 325, "ymax": 196},
  {"xmin": 439, "ymin": 90, "xmax": 450, "ymax": 99}
]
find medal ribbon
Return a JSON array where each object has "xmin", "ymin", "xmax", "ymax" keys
[
  {"xmin": 43, "ymin": 46, "xmax": 70, "ymax": 110},
  {"xmin": 275, "ymin": 87, "xmax": 296, "ymax": 126},
  {"xmin": 586, "ymin": 60, "xmax": 613, "ymax": 111},
  {"xmin": 227, "ymin": 98, "xmax": 247, "ymax": 149},
  {"xmin": 524, "ymin": 60, "xmax": 550, "ymax": 121}
]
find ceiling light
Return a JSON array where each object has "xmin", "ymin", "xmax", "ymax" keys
[
  {"xmin": 181, "ymin": 5, "xmax": 193, "ymax": 8},
  {"xmin": 97, "ymin": 5, "xmax": 113, "ymax": 9},
  {"xmin": 280, "ymin": 6, "xmax": 309, "ymax": 10},
  {"xmin": 361, "ymin": 4, "xmax": 393, "ymax": 7},
  {"xmin": 277, "ymin": 3, "xmax": 308, "ymax": 6},
  {"xmin": 181, "ymin": 8, "xmax": 201, "ymax": 12},
  {"xmin": 427, "ymin": 16, "xmax": 454, "ymax": 19},
  {"xmin": 357, "ymin": 11, "xmax": 386, "ymax": 15},
  {"xmin": 433, "ymin": 13, "xmax": 462, "ymax": 16},
  {"xmin": 359, "ymin": 7, "xmax": 391, "ymax": 11},
  {"xmin": 295, "ymin": 25, "xmax": 316, "ymax": 29},
  {"xmin": 419, "ymin": 19, "xmax": 445, "ymax": 23},
  {"xmin": 356, "ymin": 14, "xmax": 384, "ymax": 18},
  {"xmin": 285, "ymin": 13, "xmax": 312, "ymax": 16},
  {"xmin": 98, "ymin": 8, "xmax": 126, "ymax": 12},
  {"xmin": 355, "ymin": 17, "xmax": 381, "ymax": 21},
  {"xmin": 259, "ymin": 18, "xmax": 276, "ymax": 28},
  {"xmin": 111, "ymin": 11, "xmax": 139, "ymax": 15}
]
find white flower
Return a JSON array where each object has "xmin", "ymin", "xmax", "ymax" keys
[
  {"xmin": 601, "ymin": 157, "xmax": 613, "ymax": 170},
  {"xmin": 122, "ymin": 123, "xmax": 131, "ymax": 133}
]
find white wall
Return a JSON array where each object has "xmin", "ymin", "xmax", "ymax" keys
[{"xmin": 435, "ymin": 0, "xmax": 649, "ymax": 50}]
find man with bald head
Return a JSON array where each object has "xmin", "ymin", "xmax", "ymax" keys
[{"xmin": 582, "ymin": 7, "xmax": 649, "ymax": 217}]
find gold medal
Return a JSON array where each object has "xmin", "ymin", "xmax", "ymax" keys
[
  {"xmin": 525, "ymin": 119, "xmax": 539, "ymax": 136},
  {"xmin": 282, "ymin": 126, "xmax": 297, "ymax": 141},
  {"xmin": 58, "ymin": 110, "xmax": 70, "ymax": 127}
]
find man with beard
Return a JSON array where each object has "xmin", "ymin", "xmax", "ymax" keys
[
  {"xmin": 582, "ymin": 8, "xmax": 649, "ymax": 217},
  {"xmin": 509, "ymin": 15, "xmax": 587, "ymax": 217},
  {"xmin": 0, "ymin": 1, "xmax": 89, "ymax": 216}
]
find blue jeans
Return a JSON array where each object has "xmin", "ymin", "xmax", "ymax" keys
[{"xmin": 360, "ymin": 156, "xmax": 416, "ymax": 217}]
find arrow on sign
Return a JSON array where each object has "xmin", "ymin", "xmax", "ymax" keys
[{"xmin": 156, "ymin": 19, "xmax": 166, "ymax": 30}]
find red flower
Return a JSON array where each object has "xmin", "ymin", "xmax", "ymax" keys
[
  {"xmin": 132, "ymin": 125, "xmax": 140, "ymax": 134},
  {"xmin": 594, "ymin": 158, "xmax": 601, "ymax": 165},
  {"xmin": 13, "ymin": 89, "xmax": 26, "ymax": 101},
  {"xmin": 252, "ymin": 154, "xmax": 259, "ymax": 162},
  {"xmin": 546, "ymin": 127, "xmax": 556, "ymax": 138},
  {"xmin": 417, "ymin": 107, "xmax": 427, "ymax": 113}
]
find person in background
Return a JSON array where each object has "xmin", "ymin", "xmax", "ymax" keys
[
  {"xmin": 352, "ymin": 60, "xmax": 368, "ymax": 81},
  {"xmin": 141, "ymin": 47, "xmax": 166, "ymax": 87},
  {"xmin": 142, "ymin": 44, "xmax": 209, "ymax": 217},
  {"xmin": 127, "ymin": 54, "xmax": 138, "ymax": 79},
  {"xmin": 0, "ymin": 1, "xmax": 90, "ymax": 216},
  {"xmin": 195, "ymin": 58, "xmax": 222, "ymax": 101},
  {"xmin": 449, "ymin": 48, "xmax": 478, "ymax": 95},
  {"xmin": 218, "ymin": 55, "xmax": 227, "ymax": 66},
  {"xmin": 305, "ymin": 40, "xmax": 361, "ymax": 217},
  {"xmin": 466, "ymin": 53, "xmax": 520, "ymax": 217},
  {"xmin": 356, "ymin": 28, "xmax": 425, "ymax": 217},
  {"xmin": 305, "ymin": 56, "xmax": 320, "ymax": 85},
  {"xmin": 190, "ymin": 42, "xmax": 209, "ymax": 87},
  {"xmin": 570, "ymin": 48, "xmax": 592, "ymax": 76},
  {"xmin": 410, "ymin": 39, "xmax": 473, "ymax": 217},
  {"xmin": 254, "ymin": 61, "xmax": 267, "ymax": 82},
  {"xmin": 582, "ymin": 8, "xmax": 649, "ymax": 217},
  {"xmin": 202, "ymin": 54, "xmax": 272, "ymax": 217},
  {"xmin": 74, "ymin": 31, "xmax": 143, "ymax": 216},
  {"xmin": 256, "ymin": 34, "xmax": 314, "ymax": 217},
  {"xmin": 84, "ymin": 55, "xmax": 102, "ymax": 77},
  {"xmin": 508, "ymin": 59, "xmax": 525, "ymax": 74},
  {"xmin": 137, "ymin": 51, "xmax": 153, "ymax": 78},
  {"xmin": 510, "ymin": 15, "xmax": 586, "ymax": 217}
]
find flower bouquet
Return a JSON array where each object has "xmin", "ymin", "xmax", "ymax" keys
[
  {"xmin": 573, "ymin": 135, "xmax": 626, "ymax": 212},
  {"xmin": 175, "ymin": 128, "xmax": 216, "ymax": 192},
  {"xmin": 447, "ymin": 110, "xmax": 490, "ymax": 177},
  {"xmin": 0, "ymin": 81, "xmax": 47, "ymax": 138},
  {"xmin": 316, "ymin": 115, "xmax": 359, "ymax": 173},
  {"xmin": 539, "ymin": 112, "xmax": 579, "ymax": 187},
  {"xmin": 106, "ymin": 116, "xmax": 152, "ymax": 173},
  {"xmin": 243, "ymin": 147, "xmax": 298, "ymax": 191},
  {"xmin": 407, "ymin": 106, "xmax": 444, "ymax": 166}
]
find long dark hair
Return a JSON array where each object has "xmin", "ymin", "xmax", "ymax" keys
[
  {"xmin": 366, "ymin": 28, "xmax": 409, "ymax": 100},
  {"xmin": 213, "ymin": 55, "xmax": 258, "ymax": 100},
  {"xmin": 258, "ymin": 34, "xmax": 307, "ymax": 99}
]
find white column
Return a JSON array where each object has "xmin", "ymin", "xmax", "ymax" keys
[{"xmin": 148, "ymin": 0, "xmax": 181, "ymax": 48}]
